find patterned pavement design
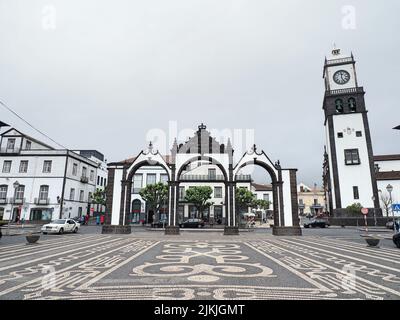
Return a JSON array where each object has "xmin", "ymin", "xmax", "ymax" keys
[{"xmin": 0, "ymin": 233, "xmax": 399, "ymax": 300}]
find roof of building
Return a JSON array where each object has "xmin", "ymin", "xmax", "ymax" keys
[
  {"xmin": 251, "ymin": 183, "xmax": 273, "ymax": 191},
  {"xmin": 376, "ymin": 171, "xmax": 400, "ymax": 181},
  {"xmin": 0, "ymin": 121, "xmax": 9, "ymax": 128},
  {"xmin": 374, "ymin": 154, "xmax": 400, "ymax": 161},
  {"xmin": 108, "ymin": 155, "xmax": 172, "ymax": 167}
]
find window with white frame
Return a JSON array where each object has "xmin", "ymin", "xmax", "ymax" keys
[
  {"xmin": 90, "ymin": 170, "xmax": 95, "ymax": 182},
  {"xmin": 208, "ymin": 169, "xmax": 216, "ymax": 179},
  {"xmin": 39, "ymin": 185, "xmax": 49, "ymax": 200},
  {"xmin": 15, "ymin": 185, "xmax": 25, "ymax": 200},
  {"xmin": 0, "ymin": 185, "xmax": 8, "ymax": 200},
  {"xmin": 43, "ymin": 160, "xmax": 52, "ymax": 173},
  {"xmin": 160, "ymin": 174, "xmax": 168, "ymax": 184},
  {"xmin": 6, "ymin": 138, "xmax": 15, "ymax": 150},
  {"xmin": 263, "ymin": 194, "xmax": 270, "ymax": 202},
  {"xmin": 82, "ymin": 167, "xmax": 87, "ymax": 178},
  {"xmin": 19, "ymin": 160, "xmax": 28, "ymax": 173},
  {"xmin": 146, "ymin": 174, "xmax": 156, "ymax": 186},
  {"xmin": 214, "ymin": 187, "xmax": 223, "ymax": 198},
  {"xmin": 70, "ymin": 188, "xmax": 75, "ymax": 201},
  {"xmin": 133, "ymin": 174, "xmax": 143, "ymax": 193},
  {"xmin": 179, "ymin": 186, "xmax": 185, "ymax": 200},
  {"xmin": 72, "ymin": 163, "xmax": 78, "ymax": 176},
  {"xmin": 79, "ymin": 190, "xmax": 84, "ymax": 202},
  {"xmin": 2, "ymin": 161, "xmax": 11, "ymax": 173},
  {"xmin": 25, "ymin": 140, "xmax": 32, "ymax": 150}
]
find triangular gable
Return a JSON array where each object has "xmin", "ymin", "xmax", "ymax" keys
[
  {"xmin": 1, "ymin": 127, "xmax": 55, "ymax": 150},
  {"xmin": 1, "ymin": 128, "xmax": 24, "ymax": 137}
]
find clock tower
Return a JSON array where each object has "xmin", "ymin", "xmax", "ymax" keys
[{"xmin": 322, "ymin": 48, "xmax": 380, "ymax": 216}]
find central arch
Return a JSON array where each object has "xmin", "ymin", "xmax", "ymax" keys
[{"xmin": 173, "ymin": 155, "xmax": 231, "ymax": 227}]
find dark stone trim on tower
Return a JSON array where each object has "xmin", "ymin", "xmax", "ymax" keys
[
  {"xmin": 119, "ymin": 184, "xmax": 127, "ymax": 225},
  {"xmin": 327, "ymin": 116, "xmax": 342, "ymax": 210},
  {"xmin": 362, "ymin": 113, "xmax": 381, "ymax": 214},
  {"xmin": 271, "ymin": 181, "xmax": 280, "ymax": 225},
  {"xmin": 289, "ymin": 169, "xmax": 300, "ymax": 228},
  {"xmin": 278, "ymin": 170, "xmax": 285, "ymax": 227},
  {"xmin": 105, "ymin": 168, "xmax": 115, "ymax": 225}
]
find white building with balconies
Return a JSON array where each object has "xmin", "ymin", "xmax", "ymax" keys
[{"xmin": 0, "ymin": 127, "xmax": 107, "ymax": 222}]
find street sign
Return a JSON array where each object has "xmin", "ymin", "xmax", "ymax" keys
[
  {"xmin": 361, "ymin": 208, "xmax": 369, "ymax": 215},
  {"xmin": 392, "ymin": 204, "xmax": 400, "ymax": 212}
]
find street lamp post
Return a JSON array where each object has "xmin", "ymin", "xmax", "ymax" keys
[
  {"xmin": 8, "ymin": 181, "xmax": 20, "ymax": 235},
  {"xmin": 386, "ymin": 184, "xmax": 395, "ymax": 233},
  {"xmin": 371, "ymin": 196, "xmax": 377, "ymax": 226}
]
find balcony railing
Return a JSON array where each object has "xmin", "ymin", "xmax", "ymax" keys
[
  {"xmin": 325, "ymin": 87, "xmax": 364, "ymax": 97},
  {"xmin": 180, "ymin": 175, "xmax": 225, "ymax": 181},
  {"xmin": 34, "ymin": 198, "xmax": 50, "ymax": 205},
  {"xmin": 0, "ymin": 147, "xmax": 21, "ymax": 154},
  {"xmin": 80, "ymin": 176, "xmax": 89, "ymax": 183},
  {"xmin": 235, "ymin": 175, "xmax": 252, "ymax": 181},
  {"xmin": 325, "ymin": 56, "xmax": 353, "ymax": 66},
  {"xmin": 10, "ymin": 197, "xmax": 25, "ymax": 204},
  {"xmin": 0, "ymin": 198, "xmax": 8, "ymax": 204}
]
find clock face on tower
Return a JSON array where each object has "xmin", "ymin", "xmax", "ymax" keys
[{"xmin": 333, "ymin": 70, "xmax": 351, "ymax": 85}]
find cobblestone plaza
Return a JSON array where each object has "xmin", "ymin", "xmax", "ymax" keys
[{"xmin": 0, "ymin": 229, "xmax": 399, "ymax": 300}]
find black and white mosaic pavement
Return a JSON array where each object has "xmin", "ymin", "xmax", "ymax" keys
[{"xmin": 0, "ymin": 231, "xmax": 399, "ymax": 300}]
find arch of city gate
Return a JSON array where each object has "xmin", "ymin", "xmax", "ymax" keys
[
  {"xmin": 172, "ymin": 155, "xmax": 230, "ymax": 227},
  {"xmin": 110, "ymin": 146, "xmax": 172, "ymax": 226},
  {"xmin": 105, "ymin": 124, "xmax": 302, "ymax": 236}
]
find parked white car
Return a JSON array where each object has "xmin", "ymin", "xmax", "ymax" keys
[{"xmin": 41, "ymin": 219, "xmax": 79, "ymax": 234}]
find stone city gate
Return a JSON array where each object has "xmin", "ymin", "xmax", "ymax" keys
[{"xmin": 104, "ymin": 124, "xmax": 301, "ymax": 236}]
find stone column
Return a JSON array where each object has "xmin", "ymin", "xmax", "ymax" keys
[
  {"xmin": 272, "ymin": 181, "xmax": 280, "ymax": 226},
  {"xmin": 224, "ymin": 181, "xmax": 239, "ymax": 235},
  {"xmin": 165, "ymin": 181, "xmax": 180, "ymax": 235}
]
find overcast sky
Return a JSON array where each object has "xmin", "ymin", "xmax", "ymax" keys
[{"xmin": 0, "ymin": 0, "xmax": 399, "ymax": 186}]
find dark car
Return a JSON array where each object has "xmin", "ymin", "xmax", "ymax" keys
[
  {"xmin": 179, "ymin": 218, "xmax": 205, "ymax": 228},
  {"xmin": 304, "ymin": 218, "xmax": 330, "ymax": 228},
  {"xmin": 151, "ymin": 219, "xmax": 168, "ymax": 228},
  {"xmin": 393, "ymin": 233, "xmax": 400, "ymax": 249}
]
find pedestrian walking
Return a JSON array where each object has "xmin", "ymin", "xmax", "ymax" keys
[
  {"xmin": 395, "ymin": 219, "xmax": 400, "ymax": 233},
  {"xmin": 100, "ymin": 215, "xmax": 105, "ymax": 225}
]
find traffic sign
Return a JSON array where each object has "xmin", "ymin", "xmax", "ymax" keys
[
  {"xmin": 392, "ymin": 204, "xmax": 400, "ymax": 212},
  {"xmin": 361, "ymin": 208, "xmax": 369, "ymax": 215}
]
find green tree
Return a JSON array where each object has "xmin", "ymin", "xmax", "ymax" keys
[
  {"xmin": 235, "ymin": 188, "xmax": 256, "ymax": 212},
  {"xmin": 346, "ymin": 203, "xmax": 363, "ymax": 215},
  {"xmin": 253, "ymin": 199, "xmax": 271, "ymax": 211},
  {"xmin": 139, "ymin": 182, "xmax": 169, "ymax": 221},
  {"xmin": 184, "ymin": 186, "xmax": 213, "ymax": 218},
  {"xmin": 91, "ymin": 189, "xmax": 106, "ymax": 206}
]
